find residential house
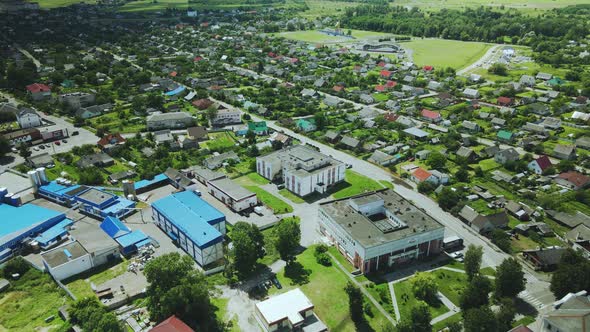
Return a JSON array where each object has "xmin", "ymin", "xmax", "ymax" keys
[
  {"xmin": 461, "ymin": 120, "xmax": 480, "ymax": 132},
  {"xmin": 76, "ymin": 103, "xmax": 112, "ymax": 119},
  {"xmin": 27, "ymin": 152, "xmax": 55, "ymax": 168},
  {"xmin": 527, "ymin": 103, "xmax": 550, "ymax": 116},
  {"xmin": 575, "ymin": 136, "xmax": 590, "ymax": 150},
  {"xmin": 456, "ymin": 146, "xmax": 479, "ymax": 163},
  {"xmin": 541, "ymin": 117, "xmax": 562, "ymax": 130},
  {"xmin": 553, "ymin": 144, "xmax": 576, "ymax": 160},
  {"xmin": 192, "ymin": 98, "xmax": 214, "ymax": 110},
  {"xmin": 59, "ymin": 92, "xmax": 95, "ymax": 110},
  {"xmin": 269, "ymin": 132, "xmax": 292, "ymax": 147},
  {"xmin": 324, "ymin": 95, "xmax": 341, "ymax": 107},
  {"xmin": 16, "ymin": 108, "xmax": 42, "ymax": 129},
  {"xmin": 97, "ymin": 133, "xmax": 126, "ymax": 152},
  {"xmin": 26, "ymin": 83, "xmax": 51, "ymax": 101},
  {"xmin": 411, "ymin": 167, "xmax": 433, "ymax": 184},
  {"xmin": 359, "ymin": 94, "xmax": 374, "ymax": 104},
  {"xmin": 541, "ymin": 290, "xmax": 590, "ymax": 332},
  {"xmin": 295, "ymin": 118, "xmax": 316, "ymax": 133},
  {"xmin": 147, "ymin": 112, "xmax": 194, "ymax": 130},
  {"xmin": 211, "ymin": 108, "xmax": 241, "ymax": 126},
  {"xmin": 505, "ymin": 201, "xmax": 532, "ymax": 221},
  {"xmin": 340, "ymin": 135, "xmax": 360, "ymax": 150},
  {"xmin": 491, "ymin": 118, "xmax": 507, "ymax": 127},
  {"xmin": 528, "ymin": 155, "xmax": 553, "ymax": 175},
  {"xmin": 154, "ymin": 130, "xmax": 180, "ymax": 150},
  {"xmin": 523, "ymin": 247, "xmax": 566, "ymax": 271},
  {"xmin": 566, "ymin": 224, "xmax": 590, "ymax": 259},
  {"xmin": 415, "ymin": 150, "xmax": 431, "ymax": 160},
  {"xmin": 459, "ymin": 205, "xmax": 509, "ymax": 234},
  {"xmin": 430, "ymin": 170, "xmax": 450, "ymax": 185},
  {"xmin": 519, "ymin": 75, "xmax": 536, "ymax": 87},
  {"xmin": 186, "ymin": 126, "xmax": 208, "ymax": 141},
  {"xmin": 255, "ymin": 288, "xmax": 327, "ymax": 332},
  {"xmin": 497, "ymin": 97, "xmax": 513, "ymax": 106},
  {"xmin": 421, "ymin": 109, "xmax": 442, "ymax": 123},
  {"xmin": 497, "ymin": 130, "xmax": 514, "ymax": 142},
  {"xmin": 482, "ymin": 145, "xmax": 500, "ymax": 158},
  {"xmin": 494, "ymin": 148, "xmax": 520, "ymax": 165},
  {"xmin": 324, "ymin": 130, "xmax": 340, "ymax": 143},
  {"xmin": 463, "ymin": 88, "xmax": 480, "ymax": 99},
  {"xmin": 204, "ymin": 151, "xmax": 240, "ymax": 170},
  {"xmin": 368, "ymin": 150, "xmax": 395, "ymax": 166},
  {"xmin": 76, "ymin": 153, "xmax": 115, "ymax": 168},
  {"xmin": 536, "ymin": 72, "xmax": 553, "ymax": 81},
  {"xmin": 300, "ymin": 88, "xmax": 317, "ymax": 98},
  {"xmin": 555, "ymin": 171, "xmax": 590, "ymax": 190},
  {"xmin": 248, "ymin": 121, "xmax": 268, "ymax": 135}
]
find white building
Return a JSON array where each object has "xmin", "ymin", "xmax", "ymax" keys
[
  {"xmin": 255, "ymin": 288, "xmax": 327, "ymax": 332},
  {"xmin": 58, "ymin": 92, "xmax": 96, "ymax": 110},
  {"xmin": 211, "ymin": 108, "xmax": 242, "ymax": 126},
  {"xmin": 206, "ymin": 177, "xmax": 257, "ymax": 212},
  {"xmin": 42, "ymin": 241, "xmax": 94, "ymax": 281},
  {"xmin": 256, "ymin": 145, "xmax": 345, "ymax": 197},
  {"xmin": 147, "ymin": 112, "xmax": 194, "ymax": 130},
  {"xmin": 319, "ymin": 189, "xmax": 445, "ymax": 274},
  {"xmin": 16, "ymin": 108, "xmax": 42, "ymax": 129}
]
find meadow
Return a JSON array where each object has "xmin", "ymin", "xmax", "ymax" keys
[
  {"xmin": 399, "ymin": 38, "xmax": 493, "ymax": 70},
  {"xmin": 277, "ymin": 29, "xmax": 392, "ymax": 44}
]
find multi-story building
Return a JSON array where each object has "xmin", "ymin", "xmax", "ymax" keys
[
  {"xmin": 58, "ymin": 92, "xmax": 96, "ymax": 110},
  {"xmin": 147, "ymin": 112, "xmax": 194, "ymax": 130},
  {"xmin": 318, "ymin": 189, "xmax": 445, "ymax": 274},
  {"xmin": 210, "ymin": 108, "xmax": 242, "ymax": 126},
  {"xmin": 256, "ymin": 145, "xmax": 345, "ymax": 197}
]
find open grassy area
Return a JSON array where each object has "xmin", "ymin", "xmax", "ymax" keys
[
  {"xmin": 269, "ymin": 246, "xmax": 392, "ymax": 331},
  {"xmin": 33, "ymin": 0, "xmax": 96, "ymax": 8},
  {"xmin": 276, "ymin": 29, "xmax": 392, "ymax": 44},
  {"xmin": 64, "ymin": 259, "xmax": 129, "ymax": 299},
  {"xmin": 393, "ymin": 277, "xmax": 450, "ymax": 321},
  {"xmin": 297, "ymin": 0, "xmax": 360, "ymax": 18},
  {"xmin": 119, "ymin": 0, "xmax": 286, "ymax": 12},
  {"xmin": 278, "ymin": 188, "xmax": 305, "ymax": 204},
  {"xmin": 400, "ymin": 39, "xmax": 493, "ymax": 70},
  {"xmin": 244, "ymin": 185, "xmax": 293, "ymax": 214},
  {"xmin": 390, "ymin": 0, "xmax": 588, "ymax": 14},
  {"xmin": 87, "ymin": 111, "xmax": 145, "ymax": 134},
  {"xmin": 0, "ymin": 268, "xmax": 70, "ymax": 332},
  {"xmin": 331, "ymin": 169, "xmax": 385, "ymax": 199},
  {"xmin": 203, "ymin": 131, "xmax": 237, "ymax": 151}
]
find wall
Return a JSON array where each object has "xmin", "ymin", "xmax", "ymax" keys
[{"xmin": 45, "ymin": 253, "xmax": 93, "ymax": 281}]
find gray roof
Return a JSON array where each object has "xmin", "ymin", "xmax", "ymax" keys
[
  {"xmin": 42, "ymin": 241, "xmax": 88, "ymax": 268},
  {"xmin": 147, "ymin": 111, "xmax": 192, "ymax": 122},
  {"xmin": 544, "ymin": 292, "xmax": 590, "ymax": 332},
  {"xmin": 190, "ymin": 166, "xmax": 226, "ymax": 182},
  {"xmin": 258, "ymin": 145, "xmax": 342, "ymax": 177},
  {"xmin": 340, "ymin": 135, "xmax": 360, "ymax": 148},
  {"xmin": 208, "ymin": 177, "xmax": 255, "ymax": 201},
  {"xmin": 69, "ymin": 218, "xmax": 118, "ymax": 254},
  {"xmin": 566, "ymin": 224, "xmax": 590, "ymax": 243}
]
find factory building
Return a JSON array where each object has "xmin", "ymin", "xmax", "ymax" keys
[
  {"xmin": 318, "ymin": 189, "xmax": 445, "ymax": 274},
  {"xmin": 42, "ymin": 241, "xmax": 94, "ymax": 281},
  {"xmin": 151, "ymin": 191, "xmax": 225, "ymax": 269},
  {"xmin": 100, "ymin": 216, "xmax": 151, "ymax": 256}
]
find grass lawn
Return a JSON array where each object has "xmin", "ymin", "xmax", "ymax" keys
[
  {"xmin": 34, "ymin": 0, "xmax": 96, "ymax": 8},
  {"xmin": 0, "ymin": 268, "xmax": 70, "ymax": 332},
  {"xmin": 391, "ymin": 0, "xmax": 587, "ymax": 14},
  {"xmin": 87, "ymin": 111, "xmax": 145, "ymax": 134},
  {"xmin": 203, "ymin": 132, "xmax": 238, "ymax": 151},
  {"xmin": 393, "ymin": 278, "xmax": 449, "ymax": 321},
  {"xmin": 258, "ymin": 226, "xmax": 280, "ymax": 266},
  {"xmin": 65, "ymin": 259, "xmax": 129, "ymax": 299},
  {"xmin": 478, "ymin": 158, "xmax": 501, "ymax": 171},
  {"xmin": 243, "ymin": 186, "xmax": 293, "ymax": 214},
  {"xmin": 298, "ymin": 0, "xmax": 360, "ymax": 18},
  {"xmin": 269, "ymin": 246, "xmax": 392, "ymax": 331},
  {"xmin": 331, "ymin": 169, "xmax": 385, "ymax": 199},
  {"xmin": 278, "ymin": 188, "xmax": 305, "ymax": 204},
  {"xmin": 210, "ymin": 297, "xmax": 240, "ymax": 332},
  {"xmin": 400, "ymin": 38, "xmax": 493, "ymax": 70},
  {"xmin": 432, "ymin": 312, "xmax": 462, "ymax": 331},
  {"xmin": 276, "ymin": 29, "xmax": 392, "ymax": 44},
  {"xmin": 445, "ymin": 260, "xmax": 496, "ymax": 277},
  {"xmin": 379, "ymin": 180, "xmax": 394, "ymax": 189}
]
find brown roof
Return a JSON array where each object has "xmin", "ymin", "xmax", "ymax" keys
[
  {"xmin": 186, "ymin": 126, "xmax": 207, "ymax": 139},
  {"xmin": 192, "ymin": 98, "xmax": 214, "ymax": 110},
  {"xmin": 97, "ymin": 133, "xmax": 126, "ymax": 147},
  {"xmin": 558, "ymin": 171, "xmax": 590, "ymax": 188}
]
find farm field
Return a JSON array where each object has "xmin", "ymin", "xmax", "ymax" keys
[
  {"xmin": 119, "ymin": 0, "xmax": 287, "ymax": 12},
  {"xmin": 33, "ymin": 0, "xmax": 96, "ymax": 8},
  {"xmin": 400, "ymin": 39, "xmax": 493, "ymax": 70},
  {"xmin": 391, "ymin": 0, "xmax": 588, "ymax": 13},
  {"xmin": 297, "ymin": 0, "xmax": 360, "ymax": 18},
  {"xmin": 276, "ymin": 29, "xmax": 393, "ymax": 44}
]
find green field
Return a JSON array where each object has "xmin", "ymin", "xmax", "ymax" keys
[
  {"xmin": 401, "ymin": 39, "xmax": 493, "ymax": 70},
  {"xmin": 391, "ymin": 0, "xmax": 588, "ymax": 14},
  {"xmin": 298, "ymin": 0, "xmax": 361, "ymax": 18},
  {"xmin": 119, "ymin": 0, "xmax": 287, "ymax": 12},
  {"xmin": 33, "ymin": 0, "xmax": 96, "ymax": 8},
  {"xmin": 65, "ymin": 259, "xmax": 129, "ymax": 299},
  {"xmin": 331, "ymin": 169, "xmax": 386, "ymax": 199},
  {"xmin": 276, "ymin": 29, "xmax": 392, "ymax": 44},
  {"xmin": 278, "ymin": 188, "xmax": 306, "ymax": 204}
]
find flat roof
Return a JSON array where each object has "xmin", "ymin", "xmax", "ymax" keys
[
  {"xmin": 134, "ymin": 173, "xmax": 168, "ymax": 190},
  {"xmin": 152, "ymin": 191, "xmax": 224, "ymax": 248},
  {"xmin": 69, "ymin": 218, "xmax": 118, "ymax": 253},
  {"xmin": 258, "ymin": 145, "xmax": 342, "ymax": 177},
  {"xmin": 76, "ymin": 188, "xmax": 114, "ymax": 206},
  {"xmin": 35, "ymin": 218, "xmax": 74, "ymax": 245},
  {"xmin": 0, "ymin": 203, "xmax": 65, "ymax": 242},
  {"xmin": 208, "ymin": 177, "xmax": 255, "ymax": 201},
  {"xmin": 256, "ymin": 288, "xmax": 314, "ymax": 325},
  {"xmin": 320, "ymin": 189, "xmax": 445, "ymax": 248},
  {"xmin": 42, "ymin": 241, "xmax": 88, "ymax": 268},
  {"xmin": 116, "ymin": 230, "xmax": 149, "ymax": 248}
]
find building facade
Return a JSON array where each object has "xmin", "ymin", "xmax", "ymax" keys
[{"xmin": 206, "ymin": 177, "xmax": 257, "ymax": 212}]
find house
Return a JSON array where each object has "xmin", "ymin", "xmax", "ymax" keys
[
  {"xmin": 541, "ymin": 117, "xmax": 562, "ymax": 130},
  {"xmin": 430, "ymin": 170, "xmax": 450, "ymax": 185},
  {"xmin": 461, "ymin": 120, "xmax": 480, "ymax": 132},
  {"xmin": 192, "ymin": 98, "xmax": 214, "ymax": 110},
  {"xmin": 204, "ymin": 151, "xmax": 240, "ymax": 170},
  {"xmin": 269, "ymin": 132, "xmax": 292, "ymax": 147},
  {"xmin": 411, "ymin": 167, "xmax": 433, "ymax": 183},
  {"xmin": 368, "ymin": 150, "xmax": 395, "ymax": 166},
  {"xmin": 546, "ymin": 77, "xmax": 565, "ymax": 87},
  {"xmin": 108, "ymin": 170, "xmax": 136, "ymax": 184},
  {"xmin": 211, "ymin": 108, "xmax": 241, "ymax": 126},
  {"xmin": 248, "ymin": 121, "xmax": 268, "ymax": 135},
  {"xmin": 523, "ymin": 247, "xmax": 566, "ymax": 271},
  {"xmin": 359, "ymin": 94, "xmax": 374, "ymax": 104},
  {"xmin": 566, "ymin": 224, "xmax": 590, "ymax": 259},
  {"xmin": 403, "ymin": 127, "xmax": 429, "ymax": 140},
  {"xmin": 256, "ymin": 145, "xmax": 345, "ymax": 197},
  {"xmin": 497, "ymin": 96, "xmax": 513, "ymax": 106},
  {"xmin": 154, "ymin": 130, "xmax": 180, "ymax": 150},
  {"xmin": 324, "ymin": 95, "xmax": 341, "ymax": 107},
  {"xmin": 482, "ymin": 145, "xmax": 500, "ymax": 158},
  {"xmin": 318, "ymin": 190, "xmax": 444, "ymax": 274},
  {"xmin": 186, "ymin": 126, "xmax": 208, "ymax": 141},
  {"xmin": 555, "ymin": 171, "xmax": 590, "ymax": 190},
  {"xmin": 207, "ymin": 177, "xmax": 257, "ymax": 212},
  {"xmin": 97, "ymin": 133, "xmax": 126, "ymax": 152},
  {"xmin": 77, "ymin": 153, "xmax": 115, "ymax": 168},
  {"xmin": 519, "ymin": 75, "xmax": 536, "ymax": 87},
  {"xmin": 59, "ymin": 92, "xmax": 95, "ymax": 110},
  {"xmin": 553, "ymin": 144, "xmax": 576, "ymax": 160},
  {"xmin": 324, "ymin": 130, "xmax": 340, "ymax": 143},
  {"xmin": 415, "ymin": 150, "xmax": 431, "ymax": 160},
  {"xmin": 576, "ymin": 136, "xmax": 590, "ymax": 150},
  {"xmin": 536, "ymin": 72, "xmax": 553, "ymax": 81},
  {"xmin": 27, "ymin": 152, "xmax": 55, "ymax": 168},
  {"xmin": 26, "ymin": 83, "xmax": 51, "ymax": 101},
  {"xmin": 295, "ymin": 118, "xmax": 316, "ymax": 133},
  {"xmin": 491, "ymin": 117, "xmax": 506, "ymax": 127},
  {"xmin": 546, "ymin": 210, "xmax": 590, "ymax": 229},
  {"xmin": 421, "ymin": 109, "xmax": 442, "ymax": 123},
  {"xmin": 505, "ymin": 201, "xmax": 531, "ymax": 221},
  {"xmin": 528, "ymin": 155, "xmax": 553, "ymax": 175},
  {"xmin": 459, "ymin": 206, "xmax": 509, "ymax": 234},
  {"xmin": 527, "ymin": 103, "xmax": 550, "ymax": 116},
  {"xmin": 497, "ymin": 130, "xmax": 514, "ymax": 142},
  {"xmin": 151, "ymin": 315, "xmax": 194, "ymax": 332},
  {"xmin": 151, "ymin": 191, "xmax": 225, "ymax": 268},
  {"xmin": 255, "ymin": 288, "xmax": 327, "ymax": 332},
  {"xmin": 541, "ymin": 290, "xmax": 590, "ymax": 332},
  {"xmin": 15, "ymin": 108, "xmax": 42, "ymax": 129},
  {"xmin": 456, "ymin": 146, "xmax": 479, "ymax": 163},
  {"xmin": 463, "ymin": 88, "xmax": 480, "ymax": 99},
  {"xmin": 300, "ymin": 88, "xmax": 317, "ymax": 98},
  {"xmin": 147, "ymin": 112, "xmax": 194, "ymax": 130},
  {"xmin": 340, "ymin": 135, "xmax": 360, "ymax": 150},
  {"xmin": 494, "ymin": 148, "xmax": 520, "ymax": 165}
]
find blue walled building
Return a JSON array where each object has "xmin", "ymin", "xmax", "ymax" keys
[
  {"xmin": 151, "ymin": 191, "xmax": 226, "ymax": 268},
  {"xmin": 100, "ymin": 216, "xmax": 151, "ymax": 255}
]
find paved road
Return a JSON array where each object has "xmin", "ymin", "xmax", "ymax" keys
[{"xmin": 457, "ymin": 44, "xmax": 502, "ymax": 76}]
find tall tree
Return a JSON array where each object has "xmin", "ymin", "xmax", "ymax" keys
[
  {"xmin": 70, "ymin": 297, "xmax": 123, "ymax": 332},
  {"xmin": 464, "ymin": 245, "xmax": 483, "ymax": 281},
  {"xmin": 344, "ymin": 282, "xmax": 364, "ymax": 323},
  {"xmin": 18, "ymin": 144, "xmax": 31, "ymax": 158},
  {"xmin": 463, "ymin": 306, "xmax": 497, "ymax": 332},
  {"xmin": 410, "ymin": 272, "xmax": 438, "ymax": 303},
  {"xmin": 459, "ymin": 274, "xmax": 492, "ymax": 311},
  {"xmin": 273, "ymin": 218, "xmax": 301, "ymax": 264},
  {"xmin": 495, "ymin": 258, "xmax": 525, "ymax": 298},
  {"xmin": 496, "ymin": 298, "xmax": 517, "ymax": 332},
  {"xmin": 550, "ymin": 248, "xmax": 590, "ymax": 298},
  {"xmin": 230, "ymin": 222, "xmax": 265, "ymax": 277},
  {"xmin": 0, "ymin": 136, "xmax": 11, "ymax": 158}
]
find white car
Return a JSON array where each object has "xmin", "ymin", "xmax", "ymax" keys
[{"xmin": 33, "ymin": 147, "xmax": 39, "ymax": 151}]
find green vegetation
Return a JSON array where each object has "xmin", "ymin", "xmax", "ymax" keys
[
  {"xmin": 394, "ymin": 276, "xmax": 449, "ymax": 320},
  {"xmin": 331, "ymin": 169, "xmax": 385, "ymax": 199},
  {"xmin": 391, "ymin": 0, "xmax": 590, "ymax": 13},
  {"xmin": 277, "ymin": 29, "xmax": 391, "ymax": 44},
  {"xmin": 278, "ymin": 188, "xmax": 305, "ymax": 203},
  {"xmin": 119, "ymin": 0, "xmax": 287, "ymax": 12},
  {"xmin": 244, "ymin": 185, "xmax": 293, "ymax": 213},
  {"xmin": 34, "ymin": 0, "xmax": 96, "ymax": 8},
  {"xmin": 203, "ymin": 132, "xmax": 237, "ymax": 151},
  {"xmin": 65, "ymin": 259, "xmax": 128, "ymax": 299},
  {"xmin": 401, "ymin": 39, "xmax": 492, "ymax": 70}
]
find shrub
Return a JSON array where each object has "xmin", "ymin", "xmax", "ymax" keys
[
  {"xmin": 3, "ymin": 257, "xmax": 30, "ymax": 278},
  {"xmin": 315, "ymin": 252, "xmax": 332, "ymax": 266}
]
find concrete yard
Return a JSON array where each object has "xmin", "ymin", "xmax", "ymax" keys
[{"xmin": 0, "ymin": 171, "xmax": 33, "ymax": 194}]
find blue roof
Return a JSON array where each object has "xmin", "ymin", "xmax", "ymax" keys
[
  {"xmin": 35, "ymin": 218, "xmax": 73, "ymax": 245},
  {"xmin": 116, "ymin": 230, "xmax": 149, "ymax": 248},
  {"xmin": 101, "ymin": 197, "xmax": 135, "ymax": 216},
  {"xmin": 38, "ymin": 182, "xmax": 83, "ymax": 198},
  {"xmin": 100, "ymin": 216, "xmax": 131, "ymax": 239},
  {"xmin": 0, "ymin": 203, "xmax": 65, "ymax": 241},
  {"xmin": 165, "ymin": 86, "xmax": 186, "ymax": 96},
  {"xmin": 152, "ymin": 191, "xmax": 224, "ymax": 248},
  {"xmin": 134, "ymin": 173, "xmax": 168, "ymax": 190}
]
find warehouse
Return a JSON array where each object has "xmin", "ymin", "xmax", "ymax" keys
[
  {"xmin": 206, "ymin": 177, "xmax": 258, "ymax": 212},
  {"xmin": 41, "ymin": 241, "xmax": 93, "ymax": 281},
  {"xmin": 100, "ymin": 216, "xmax": 151, "ymax": 255},
  {"xmin": 318, "ymin": 189, "xmax": 445, "ymax": 274},
  {"xmin": 69, "ymin": 218, "xmax": 120, "ymax": 267},
  {"xmin": 151, "ymin": 191, "xmax": 225, "ymax": 268},
  {"xmin": 34, "ymin": 218, "xmax": 74, "ymax": 250},
  {"xmin": 0, "ymin": 201, "xmax": 67, "ymax": 261}
]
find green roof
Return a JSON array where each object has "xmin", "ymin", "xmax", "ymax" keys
[
  {"xmin": 296, "ymin": 118, "xmax": 316, "ymax": 131},
  {"xmin": 497, "ymin": 130, "xmax": 513, "ymax": 140},
  {"xmin": 248, "ymin": 121, "xmax": 268, "ymax": 133},
  {"xmin": 547, "ymin": 77, "xmax": 564, "ymax": 86}
]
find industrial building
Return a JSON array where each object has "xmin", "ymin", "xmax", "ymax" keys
[
  {"xmin": 318, "ymin": 189, "xmax": 445, "ymax": 274},
  {"xmin": 206, "ymin": 177, "xmax": 258, "ymax": 212},
  {"xmin": 100, "ymin": 216, "xmax": 151, "ymax": 255},
  {"xmin": 34, "ymin": 218, "xmax": 74, "ymax": 250},
  {"xmin": 255, "ymin": 288, "xmax": 327, "ymax": 332},
  {"xmin": 256, "ymin": 145, "xmax": 345, "ymax": 197},
  {"xmin": 151, "ymin": 191, "xmax": 225, "ymax": 269},
  {"xmin": 41, "ymin": 241, "xmax": 94, "ymax": 281}
]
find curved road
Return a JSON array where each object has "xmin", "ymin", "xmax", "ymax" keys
[{"xmin": 457, "ymin": 44, "xmax": 502, "ymax": 76}]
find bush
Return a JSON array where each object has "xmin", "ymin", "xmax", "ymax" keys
[
  {"xmin": 3, "ymin": 257, "xmax": 30, "ymax": 278},
  {"xmin": 315, "ymin": 244, "xmax": 328, "ymax": 255},
  {"xmin": 315, "ymin": 252, "xmax": 332, "ymax": 266}
]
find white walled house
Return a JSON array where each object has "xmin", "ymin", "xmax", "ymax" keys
[
  {"xmin": 41, "ymin": 241, "xmax": 94, "ymax": 281},
  {"xmin": 206, "ymin": 177, "xmax": 258, "ymax": 212},
  {"xmin": 255, "ymin": 288, "xmax": 327, "ymax": 332},
  {"xmin": 16, "ymin": 108, "xmax": 42, "ymax": 129},
  {"xmin": 211, "ymin": 108, "xmax": 242, "ymax": 126},
  {"xmin": 318, "ymin": 190, "xmax": 445, "ymax": 274},
  {"xmin": 256, "ymin": 145, "xmax": 345, "ymax": 197}
]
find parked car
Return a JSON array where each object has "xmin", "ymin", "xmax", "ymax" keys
[
  {"xmin": 62, "ymin": 139, "xmax": 68, "ymax": 143},
  {"xmin": 72, "ymin": 131, "xmax": 79, "ymax": 136},
  {"xmin": 54, "ymin": 141, "xmax": 61, "ymax": 146},
  {"xmin": 33, "ymin": 147, "xmax": 39, "ymax": 151},
  {"xmin": 272, "ymin": 276, "xmax": 282, "ymax": 289},
  {"xmin": 39, "ymin": 145, "xmax": 45, "ymax": 150}
]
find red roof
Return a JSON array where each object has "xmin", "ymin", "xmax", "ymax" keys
[
  {"xmin": 383, "ymin": 112, "xmax": 399, "ymax": 122},
  {"xmin": 193, "ymin": 56, "xmax": 203, "ymax": 62},
  {"xmin": 423, "ymin": 65, "xmax": 434, "ymax": 71},
  {"xmin": 421, "ymin": 109, "xmax": 440, "ymax": 119},
  {"xmin": 290, "ymin": 57, "xmax": 299, "ymax": 63},
  {"xmin": 558, "ymin": 171, "xmax": 590, "ymax": 188},
  {"xmin": 268, "ymin": 52, "xmax": 276, "ymax": 58},
  {"xmin": 380, "ymin": 70, "xmax": 392, "ymax": 78},
  {"xmin": 169, "ymin": 71, "xmax": 177, "ymax": 77},
  {"xmin": 508, "ymin": 325, "xmax": 533, "ymax": 332},
  {"xmin": 333, "ymin": 85, "xmax": 344, "ymax": 92},
  {"xmin": 151, "ymin": 316, "xmax": 194, "ymax": 332},
  {"xmin": 375, "ymin": 85, "xmax": 385, "ymax": 92},
  {"xmin": 377, "ymin": 61, "xmax": 386, "ymax": 67},
  {"xmin": 26, "ymin": 83, "xmax": 50, "ymax": 93},
  {"xmin": 534, "ymin": 155, "xmax": 552, "ymax": 171},
  {"xmin": 192, "ymin": 98, "xmax": 213, "ymax": 110},
  {"xmin": 497, "ymin": 96, "xmax": 512, "ymax": 105},
  {"xmin": 412, "ymin": 168, "xmax": 432, "ymax": 182},
  {"xmin": 97, "ymin": 133, "xmax": 126, "ymax": 147},
  {"xmin": 386, "ymin": 80, "xmax": 397, "ymax": 88}
]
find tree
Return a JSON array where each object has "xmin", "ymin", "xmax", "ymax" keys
[
  {"xmin": 70, "ymin": 297, "xmax": 123, "ymax": 332},
  {"xmin": 437, "ymin": 187, "xmax": 461, "ymax": 210},
  {"xmin": 2, "ymin": 257, "xmax": 30, "ymax": 278},
  {"xmin": 79, "ymin": 167, "xmax": 104, "ymax": 185},
  {"xmin": 488, "ymin": 63, "xmax": 508, "ymax": 76},
  {"xmin": 410, "ymin": 272, "xmax": 438, "ymax": 303},
  {"xmin": 344, "ymin": 282, "xmax": 364, "ymax": 323},
  {"xmin": 455, "ymin": 168, "xmax": 469, "ymax": 183},
  {"xmin": 0, "ymin": 136, "xmax": 11, "ymax": 158},
  {"xmin": 496, "ymin": 298, "xmax": 516, "ymax": 332},
  {"xmin": 410, "ymin": 301, "xmax": 432, "ymax": 331},
  {"xmin": 426, "ymin": 151, "xmax": 447, "ymax": 169},
  {"xmin": 557, "ymin": 160, "xmax": 575, "ymax": 172},
  {"xmin": 18, "ymin": 144, "xmax": 31, "ymax": 158},
  {"xmin": 463, "ymin": 306, "xmax": 497, "ymax": 332},
  {"xmin": 274, "ymin": 218, "xmax": 301, "ymax": 264},
  {"xmin": 495, "ymin": 258, "xmax": 525, "ymax": 298},
  {"xmin": 550, "ymin": 248, "xmax": 590, "ymax": 298},
  {"xmin": 144, "ymin": 253, "xmax": 222, "ymax": 331},
  {"xmin": 417, "ymin": 181, "xmax": 435, "ymax": 194},
  {"xmin": 230, "ymin": 222, "xmax": 264, "ymax": 277},
  {"xmin": 314, "ymin": 113, "xmax": 327, "ymax": 130},
  {"xmin": 491, "ymin": 229, "xmax": 511, "ymax": 253},
  {"xmin": 464, "ymin": 245, "xmax": 483, "ymax": 281},
  {"xmin": 460, "ymin": 274, "xmax": 492, "ymax": 311},
  {"xmin": 206, "ymin": 106, "xmax": 218, "ymax": 123}
]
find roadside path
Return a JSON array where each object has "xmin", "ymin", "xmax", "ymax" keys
[{"xmin": 457, "ymin": 44, "xmax": 502, "ymax": 76}]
